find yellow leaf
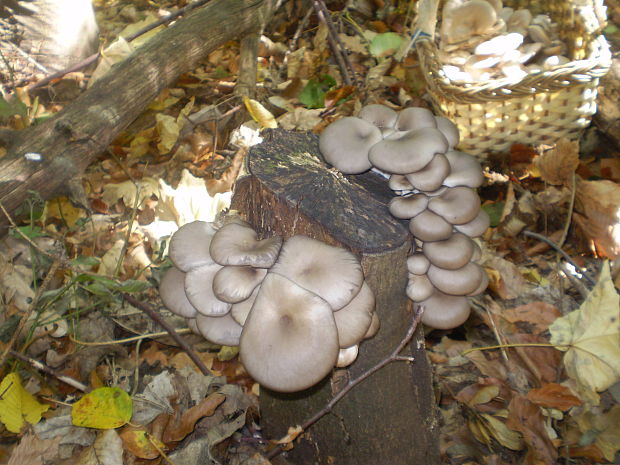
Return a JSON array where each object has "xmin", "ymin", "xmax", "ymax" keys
[
  {"xmin": 243, "ymin": 97, "xmax": 277, "ymax": 129},
  {"xmin": 120, "ymin": 429, "xmax": 164, "ymax": 459},
  {"xmin": 549, "ymin": 261, "xmax": 620, "ymax": 392},
  {"xmin": 480, "ymin": 413, "xmax": 523, "ymax": 450},
  {"xmin": 0, "ymin": 373, "xmax": 49, "ymax": 433},
  {"xmin": 72, "ymin": 387, "xmax": 133, "ymax": 429},
  {"xmin": 156, "ymin": 113, "xmax": 180, "ymax": 154},
  {"xmin": 45, "ymin": 196, "xmax": 86, "ymax": 228}
]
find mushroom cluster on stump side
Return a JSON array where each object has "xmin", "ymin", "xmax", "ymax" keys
[
  {"xmin": 159, "ymin": 219, "xmax": 377, "ymax": 392},
  {"xmin": 319, "ymin": 104, "xmax": 489, "ymax": 330}
]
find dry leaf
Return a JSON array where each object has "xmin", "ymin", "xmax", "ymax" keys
[
  {"xmin": 536, "ymin": 138, "xmax": 579, "ymax": 186},
  {"xmin": 502, "ymin": 302, "xmax": 561, "ymax": 334},
  {"xmin": 574, "ymin": 178, "xmax": 620, "ymax": 259},
  {"xmin": 75, "ymin": 429, "xmax": 123, "ymax": 465},
  {"xmin": 506, "ymin": 396, "xmax": 557, "ymax": 465},
  {"xmin": 526, "ymin": 383, "xmax": 582, "ymax": 410},
  {"xmin": 243, "ymin": 97, "xmax": 277, "ymax": 129},
  {"xmin": 573, "ymin": 405, "xmax": 620, "ymax": 462},
  {"xmin": 549, "ymin": 261, "xmax": 620, "ymax": 392},
  {"xmin": 7, "ymin": 433, "xmax": 60, "ymax": 465},
  {"xmin": 162, "ymin": 392, "xmax": 226, "ymax": 443}
]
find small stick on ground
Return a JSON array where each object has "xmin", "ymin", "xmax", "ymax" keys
[
  {"xmin": 9, "ymin": 349, "xmax": 88, "ymax": 392},
  {"xmin": 122, "ymin": 294, "xmax": 212, "ymax": 376},
  {"xmin": 312, "ymin": 0, "xmax": 355, "ymax": 86},
  {"xmin": 266, "ymin": 306, "xmax": 424, "ymax": 460}
]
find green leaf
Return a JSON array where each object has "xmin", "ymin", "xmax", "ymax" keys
[
  {"xmin": 482, "ymin": 202, "xmax": 504, "ymax": 227},
  {"xmin": 299, "ymin": 75, "xmax": 337, "ymax": 109},
  {"xmin": 70, "ymin": 256, "xmax": 101, "ymax": 267},
  {"xmin": 368, "ymin": 32, "xmax": 403, "ymax": 58},
  {"xmin": 116, "ymin": 280, "xmax": 150, "ymax": 293},
  {"xmin": 10, "ymin": 225, "xmax": 46, "ymax": 239},
  {"xmin": 0, "ymin": 96, "xmax": 27, "ymax": 118},
  {"xmin": 72, "ymin": 387, "xmax": 133, "ymax": 429}
]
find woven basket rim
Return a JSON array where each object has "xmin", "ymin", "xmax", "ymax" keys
[{"xmin": 415, "ymin": 0, "xmax": 612, "ymax": 102}]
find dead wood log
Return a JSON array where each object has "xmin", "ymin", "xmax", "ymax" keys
[
  {"xmin": 231, "ymin": 129, "xmax": 440, "ymax": 465},
  {"xmin": 0, "ymin": 0, "xmax": 275, "ymax": 233}
]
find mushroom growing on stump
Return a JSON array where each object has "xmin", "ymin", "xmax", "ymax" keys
[
  {"xmin": 159, "ymin": 220, "xmax": 378, "ymax": 392},
  {"xmin": 318, "ymin": 103, "xmax": 489, "ymax": 330}
]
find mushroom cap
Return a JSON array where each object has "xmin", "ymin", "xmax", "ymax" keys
[
  {"xmin": 336, "ymin": 345, "xmax": 359, "ymax": 368},
  {"xmin": 270, "ymin": 236, "xmax": 364, "ymax": 310},
  {"xmin": 409, "ymin": 210, "xmax": 454, "ymax": 242},
  {"xmin": 185, "ymin": 263, "xmax": 232, "ymax": 316},
  {"xmin": 395, "ymin": 107, "xmax": 437, "ymax": 131},
  {"xmin": 159, "ymin": 266, "xmax": 198, "ymax": 318},
  {"xmin": 417, "ymin": 290, "xmax": 471, "ymax": 330},
  {"xmin": 434, "ymin": 116, "xmax": 460, "ymax": 149},
  {"xmin": 388, "ymin": 174, "xmax": 414, "ymax": 192},
  {"xmin": 368, "ymin": 128, "xmax": 449, "ymax": 175},
  {"xmin": 443, "ymin": 151, "xmax": 484, "ymax": 188},
  {"xmin": 169, "ymin": 221, "xmax": 217, "ymax": 272},
  {"xmin": 441, "ymin": 0, "xmax": 498, "ymax": 44},
  {"xmin": 454, "ymin": 209, "xmax": 490, "ymax": 237},
  {"xmin": 422, "ymin": 232, "xmax": 476, "ymax": 270},
  {"xmin": 389, "ymin": 194, "xmax": 429, "ymax": 219},
  {"xmin": 406, "ymin": 273, "xmax": 435, "ymax": 302},
  {"xmin": 427, "ymin": 261, "xmax": 485, "ymax": 296},
  {"xmin": 186, "ymin": 317, "xmax": 201, "ymax": 335},
  {"xmin": 239, "ymin": 273, "xmax": 339, "ymax": 392},
  {"xmin": 405, "ymin": 153, "xmax": 451, "ymax": 192},
  {"xmin": 209, "ymin": 222, "xmax": 282, "ymax": 268},
  {"xmin": 213, "ymin": 265, "xmax": 267, "ymax": 303},
  {"xmin": 319, "ymin": 116, "xmax": 383, "ymax": 174},
  {"xmin": 358, "ymin": 104, "xmax": 398, "ymax": 133},
  {"xmin": 427, "ymin": 186, "xmax": 481, "ymax": 225},
  {"xmin": 230, "ymin": 286, "xmax": 259, "ymax": 326},
  {"xmin": 468, "ymin": 268, "xmax": 489, "ymax": 296},
  {"xmin": 407, "ymin": 253, "xmax": 431, "ymax": 275},
  {"xmin": 333, "ymin": 281, "xmax": 375, "ymax": 348},
  {"xmin": 364, "ymin": 312, "xmax": 381, "ymax": 339},
  {"xmin": 195, "ymin": 312, "xmax": 243, "ymax": 346}
]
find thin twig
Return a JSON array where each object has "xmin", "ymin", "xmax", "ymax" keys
[
  {"xmin": 312, "ymin": 0, "xmax": 354, "ymax": 86},
  {"xmin": 558, "ymin": 171, "xmax": 577, "ymax": 248},
  {"xmin": 122, "ymin": 294, "xmax": 212, "ymax": 376},
  {"xmin": 287, "ymin": 7, "xmax": 314, "ymax": 55},
  {"xmin": 70, "ymin": 328, "xmax": 192, "ymax": 345},
  {"xmin": 8, "ymin": 350, "xmax": 88, "ymax": 392},
  {"xmin": 0, "ymin": 200, "xmax": 56, "ymax": 260},
  {"xmin": 522, "ymin": 230, "xmax": 595, "ymax": 286},
  {"xmin": 266, "ymin": 306, "xmax": 424, "ymax": 460}
]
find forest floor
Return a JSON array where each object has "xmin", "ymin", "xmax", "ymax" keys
[{"xmin": 1, "ymin": 0, "xmax": 620, "ymax": 464}]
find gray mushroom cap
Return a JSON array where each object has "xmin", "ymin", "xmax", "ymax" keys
[
  {"xmin": 407, "ymin": 253, "xmax": 431, "ymax": 275},
  {"xmin": 388, "ymin": 174, "xmax": 414, "ymax": 192},
  {"xmin": 434, "ymin": 116, "xmax": 460, "ymax": 149},
  {"xmin": 319, "ymin": 116, "xmax": 383, "ymax": 174},
  {"xmin": 231, "ymin": 286, "xmax": 260, "ymax": 326},
  {"xmin": 406, "ymin": 273, "xmax": 435, "ymax": 301},
  {"xmin": 159, "ymin": 266, "xmax": 198, "ymax": 318},
  {"xmin": 409, "ymin": 210, "xmax": 454, "ymax": 242},
  {"xmin": 364, "ymin": 312, "xmax": 381, "ymax": 339},
  {"xmin": 169, "ymin": 221, "xmax": 217, "ymax": 272},
  {"xmin": 209, "ymin": 222, "xmax": 282, "ymax": 268},
  {"xmin": 333, "ymin": 281, "xmax": 375, "ymax": 348},
  {"xmin": 270, "ymin": 236, "xmax": 364, "ymax": 310},
  {"xmin": 396, "ymin": 107, "xmax": 438, "ymax": 131},
  {"xmin": 336, "ymin": 345, "xmax": 359, "ymax": 368},
  {"xmin": 427, "ymin": 187, "xmax": 481, "ymax": 225},
  {"xmin": 358, "ymin": 104, "xmax": 398, "ymax": 134},
  {"xmin": 443, "ymin": 151, "xmax": 484, "ymax": 188},
  {"xmin": 422, "ymin": 232, "xmax": 476, "ymax": 269},
  {"xmin": 212, "ymin": 265, "xmax": 267, "ymax": 303},
  {"xmin": 239, "ymin": 273, "xmax": 339, "ymax": 392},
  {"xmin": 369, "ymin": 128, "xmax": 449, "ymax": 175},
  {"xmin": 389, "ymin": 194, "xmax": 429, "ymax": 219},
  {"xmin": 405, "ymin": 153, "xmax": 451, "ymax": 192},
  {"xmin": 427, "ymin": 262, "xmax": 485, "ymax": 296},
  {"xmin": 417, "ymin": 290, "xmax": 471, "ymax": 330},
  {"xmin": 195, "ymin": 312, "xmax": 243, "ymax": 346},
  {"xmin": 454, "ymin": 209, "xmax": 490, "ymax": 237},
  {"xmin": 185, "ymin": 263, "xmax": 232, "ymax": 316}
]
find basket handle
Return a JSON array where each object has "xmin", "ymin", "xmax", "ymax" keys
[{"xmin": 416, "ymin": 0, "xmax": 440, "ymax": 40}]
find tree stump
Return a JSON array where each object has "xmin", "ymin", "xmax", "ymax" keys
[{"xmin": 231, "ymin": 129, "xmax": 440, "ymax": 465}]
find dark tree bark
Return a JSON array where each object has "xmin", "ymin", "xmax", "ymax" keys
[
  {"xmin": 0, "ymin": 0, "xmax": 275, "ymax": 233},
  {"xmin": 231, "ymin": 129, "xmax": 440, "ymax": 465}
]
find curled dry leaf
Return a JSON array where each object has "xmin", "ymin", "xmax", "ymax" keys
[
  {"xmin": 536, "ymin": 138, "xmax": 579, "ymax": 186},
  {"xmin": 573, "ymin": 178, "xmax": 620, "ymax": 259},
  {"xmin": 526, "ymin": 383, "xmax": 581, "ymax": 411}
]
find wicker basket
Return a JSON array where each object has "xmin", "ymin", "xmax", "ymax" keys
[{"xmin": 415, "ymin": 0, "xmax": 612, "ymax": 157}]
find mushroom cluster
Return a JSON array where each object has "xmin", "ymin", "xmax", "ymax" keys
[
  {"xmin": 159, "ymin": 219, "xmax": 378, "ymax": 392},
  {"xmin": 319, "ymin": 104, "xmax": 489, "ymax": 329},
  {"xmin": 438, "ymin": 0, "xmax": 567, "ymax": 82}
]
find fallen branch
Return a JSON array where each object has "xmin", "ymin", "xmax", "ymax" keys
[
  {"xmin": 8, "ymin": 349, "xmax": 88, "ymax": 392},
  {"xmin": 266, "ymin": 305, "xmax": 424, "ymax": 460},
  {"xmin": 122, "ymin": 293, "xmax": 212, "ymax": 376}
]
